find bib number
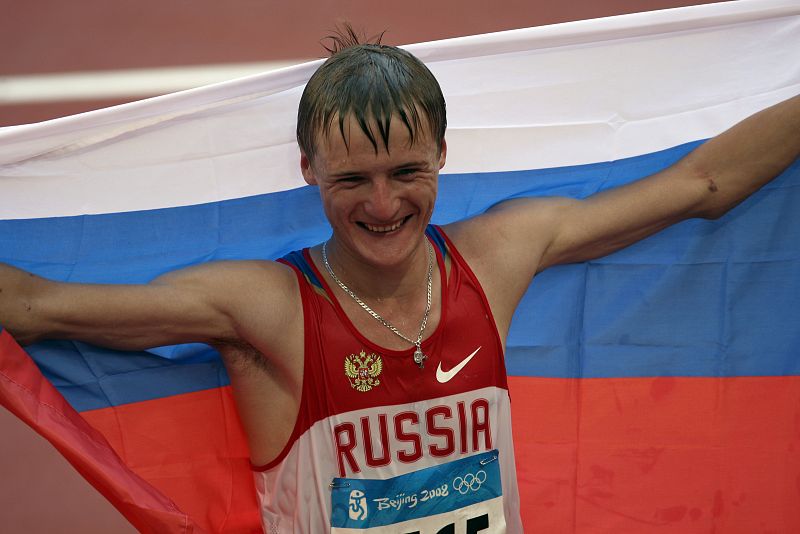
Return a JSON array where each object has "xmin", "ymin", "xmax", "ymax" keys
[
  {"xmin": 404, "ymin": 512, "xmax": 489, "ymax": 534},
  {"xmin": 330, "ymin": 450, "xmax": 504, "ymax": 533}
]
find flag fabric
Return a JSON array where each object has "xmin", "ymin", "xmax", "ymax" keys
[{"xmin": 2, "ymin": 1, "xmax": 800, "ymax": 532}]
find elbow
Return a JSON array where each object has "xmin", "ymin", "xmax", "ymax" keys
[
  {"xmin": 695, "ymin": 175, "xmax": 744, "ymax": 220},
  {"xmin": 681, "ymin": 150, "xmax": 768, "ymax": 221},
  {"xmin": 3, "ymin": 317, "xmax": 46, "ymax": 346},
  {"xmin": 698, "ymin": 199, "xmax": 728, "ymax": 220},
  {"xmin": 11, "ymin": 331, "xmax": 45, "ymax": 347},
  {"xmin": 6, "ymin": 292, "xmax": 57, "ymax": 346},
  {"xmin": 681, "ymin": 159, "xmax": 729, "ymax": 220},
  {"xmin": 0, "ymin": 268, "xmax": 56, "ymax": 345}
]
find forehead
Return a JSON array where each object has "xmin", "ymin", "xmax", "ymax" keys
[{"xmin": 313, "ymin": 112, "xmax": 438, "ymax": 167}]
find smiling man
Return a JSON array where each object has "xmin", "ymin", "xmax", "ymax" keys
[{"xmin": 1, "ymin": 33, "xmax": 800, "ymax": 533}]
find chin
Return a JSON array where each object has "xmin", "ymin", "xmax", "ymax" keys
[{"xmin": 348, "ymin": 218, "xmax": 427, "ymax": 266}]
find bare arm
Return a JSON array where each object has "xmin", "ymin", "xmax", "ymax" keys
[
  {"xmin": 1, "ymin": 258, "xmax": 305, "ymax": 466},
  {"xmin": 0, "ymin": 260, "xmax": 297, "ymax": 351},
  {"xmin": 447, "ymin": 94, "xmax": 800, "ymax": 329},
  {"xmin": 535, "ymin": 93, "xmax": 800, "ymax": 269}
]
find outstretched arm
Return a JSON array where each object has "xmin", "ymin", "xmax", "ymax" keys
[
  {"xmin": 515, "ymin": 93, "xmax": 799, "ymax": 270},
  {"xmin": 0, "ymin": 260, "xmax": 297, "ymax": 350},
  {"xmin": 561, "ymin": 93, "xmax": 798, "ymax": 264},
  {"xmin": 448, "ymin": 94, "xmax": 800, "ymax": 329},
  {"xmin": 1, "ymin": 257, "xmax": 305, "ymax": 467}
]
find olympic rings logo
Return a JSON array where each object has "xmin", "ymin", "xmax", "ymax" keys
[{"xmin": 452, "ymin": 470, "xmax": 487, "ymax": 494}]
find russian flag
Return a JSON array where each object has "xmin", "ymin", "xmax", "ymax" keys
[{"xmin": 2, "ymin": 1, "xmax": 799, "ymax": 532}]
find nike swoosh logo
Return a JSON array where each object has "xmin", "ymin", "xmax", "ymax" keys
[{"xmin": 436, "ymin": 347, "xmax": 481, "ymax": 383}]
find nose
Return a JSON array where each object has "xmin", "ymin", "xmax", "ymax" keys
[{"xmin": 363, "ymin": 177, "xmax": 400, "ymax": 220}]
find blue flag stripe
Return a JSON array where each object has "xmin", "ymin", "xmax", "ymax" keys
[{"xmin": 4, "ymin": 141, "xmax": 799, "ymax": 411}]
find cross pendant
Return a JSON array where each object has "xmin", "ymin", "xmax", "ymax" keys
[{"xmin": 413, "ymin": 348, "xmax": 427, "ymax": 369}]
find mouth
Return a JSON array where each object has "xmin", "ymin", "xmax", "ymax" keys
[{"xmin": 358, "ymin": 214, "xmax": 413, "ymax": 234}]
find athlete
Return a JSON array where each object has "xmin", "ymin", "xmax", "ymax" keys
[{"xmin": 1, "ymin": 33, "xmax": 799, "ymax": 533}]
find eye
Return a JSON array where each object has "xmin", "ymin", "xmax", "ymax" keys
[
  {"xmin": 394, "ymin": 168, "xmax": 418, "ymax": 180},
  {"xmin": 337, "ymin": 175, "xmax": 364, "ymax": 184}
]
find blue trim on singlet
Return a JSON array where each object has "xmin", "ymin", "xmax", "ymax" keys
[
  {"xmin": 280, "ymin": 249, "xmax": 324, "ymax": 289},
  {"xmin": 426, "ymin": 225, "xmax": 448, "ymax": 259}
]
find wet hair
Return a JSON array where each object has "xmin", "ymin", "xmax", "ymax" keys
[{"xmin": 297, "ymin": 25, "xmax": 447, "ymax": 162}]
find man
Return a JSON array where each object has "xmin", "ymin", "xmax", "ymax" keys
[{"xmin": 1, "ymin": 33, "xmax": 799, "ymax": 532}]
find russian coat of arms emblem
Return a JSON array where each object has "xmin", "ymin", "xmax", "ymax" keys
[{"xmin": 344, "ymin": 351, "xmax": 383, "ymax": 392}]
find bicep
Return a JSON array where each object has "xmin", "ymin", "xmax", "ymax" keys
[
  {"xmin": 444, "ymin": 166, "xmax": 712, "ymax": 334},
  {"xmin": 539, "ymin": 162, "xmax": 714, "ymax": 269},
  {"xmin": 29, "ymin": 260, "xmax": 301, "ymax": 349},
  {"xmin": 32, "ymin": 273, "xmax": 235, "ymax": 350},
  {"xmin": 465, "ymin": 162, "xmax": 711, "ymax": 273}
]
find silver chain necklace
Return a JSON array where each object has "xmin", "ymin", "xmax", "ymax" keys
[{"xmin": 321, "ymin": 239, "xmax": 433, "ymax": 369}]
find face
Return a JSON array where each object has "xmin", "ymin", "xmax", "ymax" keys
[{"xmin": 301, "ymin": 114, "xmax": 447, "ymax": 271}]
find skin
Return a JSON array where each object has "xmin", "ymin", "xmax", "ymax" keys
[
  {"xmin": 300, "ymin": 115, "xmax": 447, "ymax": 349},
  {"xmin": 2, "ymin": 94, "xmax": 799, "ymax": 467}
]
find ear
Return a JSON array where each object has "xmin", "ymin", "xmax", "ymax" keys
[
  {"xmin": 300, "ymin": 152, "xmax": 318, "ymax": 185},
  {"xmin": 438, "ymin": 138, "xmax": 447, "ymax": 170}
]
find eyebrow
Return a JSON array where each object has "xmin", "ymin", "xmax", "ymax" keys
[{"xmin": 329, "ymin": 161, "xmax": 430, "ymax": 178}]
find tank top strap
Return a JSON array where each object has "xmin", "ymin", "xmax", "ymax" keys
[
  {"xmin": 278, "ymin": 249, "xmax": 325, "ymax": 291},
  {"xmin": 427, "ymin": 224, "xmax": 454, "ymax": 280},
  {"xmin": 425, "ymin": 224, "xmax": 448, "ymax": 259}
]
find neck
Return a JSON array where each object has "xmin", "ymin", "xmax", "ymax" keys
[{"xmin": 323, "ymin": 236, "xmax": 431, "ymax": 303}]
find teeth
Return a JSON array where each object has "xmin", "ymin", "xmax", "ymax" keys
[{"xmin": 365, "ymin": 220, "xmax": 403, "ymax": 233}]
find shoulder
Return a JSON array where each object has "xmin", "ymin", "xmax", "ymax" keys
[
  {"xmin": 441, "ymin": 196, "xmax": 574, "ymax": 268},
  {"xmin": 153, "ymin": 258, "xmax": 296, "ymax": 291},
  {"xmin": 152, "ymin": 259, "xmax": 301, "ymax": 332},
  {"xmin": 438, "ymin": 197, "xmax": 578, "ymax": 333}
]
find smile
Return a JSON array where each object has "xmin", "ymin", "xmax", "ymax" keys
[{"xmin": 359, "ymin": 215, "xmax": 412, "ymax": 233}]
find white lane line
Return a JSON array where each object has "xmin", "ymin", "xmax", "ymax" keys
[{"xmin": 0, "ymin": 61, "xmax": 308, "ymax": 104}]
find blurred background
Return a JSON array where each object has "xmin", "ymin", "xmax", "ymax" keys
[
  {"xmin": 2, "ymin": 0, "xmax": 724, "ymax": 127},
  {"xmin": 1, "ymin": 0, "xmax": 721, "ymax": 531}
]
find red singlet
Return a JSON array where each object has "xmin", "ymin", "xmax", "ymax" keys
[{"xmin": 253, "ymin": 225, "xmax": 522, "ymax": 533}]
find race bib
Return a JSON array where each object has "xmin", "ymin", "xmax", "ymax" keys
[{"xmin": 330, "ymin": 449, "xmax": 504, "ymax": 533}]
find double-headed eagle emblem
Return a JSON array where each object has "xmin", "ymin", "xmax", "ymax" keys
[{"xmin": 344, "ymin": 351, "xmax": 383, "ymax": 392}]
